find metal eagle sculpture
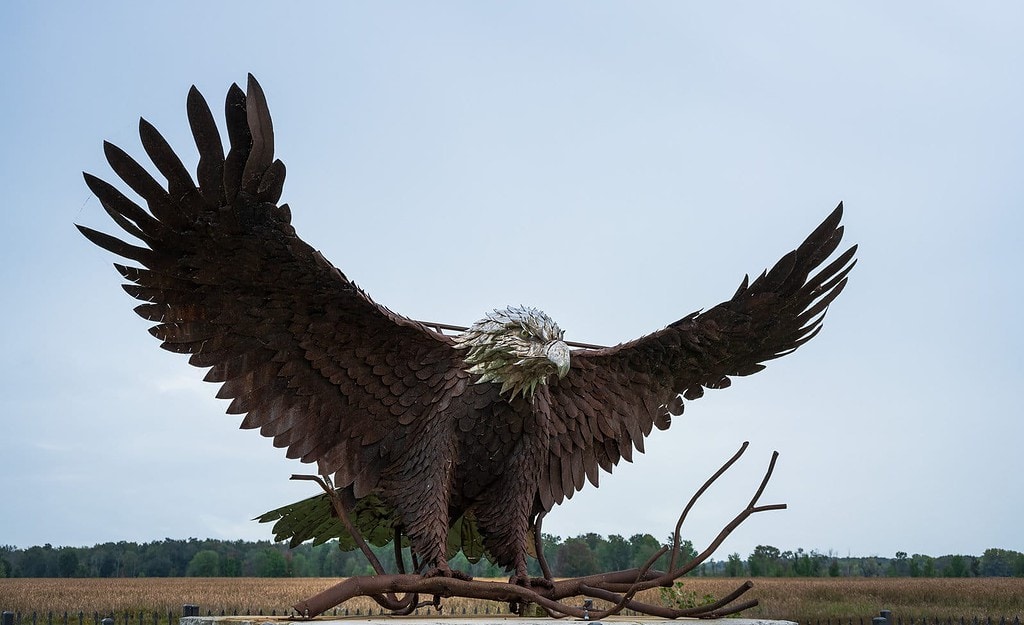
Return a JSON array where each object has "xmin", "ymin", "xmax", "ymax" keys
[{"xmin": 79, "ymin": 75, "xmax": 856, "ymax": 589}]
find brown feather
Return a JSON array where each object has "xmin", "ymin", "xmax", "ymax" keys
[
  {"xmin": 186, "ymin": 85, "xmax": 225, "ymax": 207},
  {"xmin": 84, "ymin": 173, "xmax": 159, "ymax": 242},
  {"xmin": 138, "ymin": 117, "xmax": 196, "ymax": 201}
]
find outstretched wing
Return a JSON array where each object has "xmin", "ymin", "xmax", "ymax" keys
[
  {"xmin": 540, "ymin": 205, "xmax": 856, "ymax": 509},
  {"xmin": 78, "ymin": 75, "xmax": 463, "ymax": 498}
]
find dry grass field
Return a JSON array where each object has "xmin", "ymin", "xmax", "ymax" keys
[{"xmin": 2, "ymin": 577, "xmax": 1023, "ymax": 623}]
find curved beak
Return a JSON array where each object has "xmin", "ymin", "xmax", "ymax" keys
[{"xmin": 545, "ymin": 340, "xmax": 571, "ymax": 378}]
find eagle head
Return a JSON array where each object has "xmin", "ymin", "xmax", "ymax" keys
[{"xmin": 454, "ymin": 305, "xmax": 570, "ymax": 398}]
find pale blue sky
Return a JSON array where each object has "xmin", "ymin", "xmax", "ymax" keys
[{"xmin": 2, "ymin": 2, "xmax": 1022, "ymax": 560}]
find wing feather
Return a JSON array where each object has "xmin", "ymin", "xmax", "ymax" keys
[
  {"xmin": 242, "ymin": 74, "xmax": 275, "ymax": 194},
  {"xmin": 101, "ymin": 141, "xmax": 181, "ymax": 227},
  {"xmin": 543, "ymin": 204, "xmax": 855, "ymax": 507},
  {"xmin": 186, "ymin": 85, "xmax": 225, "ymax": 207},
  {"xmin": 138, "ymin": 118, "xmax": 196, "ymax": 200},
  {"xmin": 83, "ymin": 173, "xmax": 161, "ymax": 242},
  {"xmin": 221, "ymin": 83, "xmax": 250, "ymax": 205},
  {"xmin": 78, "ymin": 225, "xmax": 155, "ymax": 265},
  {"xmin": 80, "ymin": 76, "xmax": 463, "ymax": 495}
]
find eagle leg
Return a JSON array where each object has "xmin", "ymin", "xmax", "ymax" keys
[
  {"xmin": 508, "ymin": 571, "xmax": 554, "ymax": 589},
  {"xmin": 471, "ymin": 488, "xmax": 538, "ymax": 583}
]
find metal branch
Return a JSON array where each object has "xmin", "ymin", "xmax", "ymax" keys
[
  {"xmin": 656, "ymin": 446, "xmax": 786, "ymax": 583},
  {"xmin": 581, "ymin": 546, "xmax": 669, "ymax": 620},
  {"xmin": 748, "ymin": 450, "xmax": 782, "ymax": 510},
  {"xmin": 289, "ymin": 447, "xmax": 787, "ymax": 620},
  {"xmin": 540, "ymin": 447, "xmax": 784, "ymax": 616},
  {"xmin": 289, "ymin": 474, "xmax": 416, "ymax": 612},
  {"xmin": 419, "ymin": 319, "xmax": 607, "ymax": 350},
  {"xmin": 669, "ymin": 441, "xmax": 749, "ymax": 571},
  {"xmin": 289, "ymin": 474, "xmax": 388, "ymax": 576},
  {"xmin": 533, "ymin": 511, "xmax": 554, "ymax": 582},
  {"xmin": 393, "ymin": 525, "xmax": 406, "ymax": 574}
]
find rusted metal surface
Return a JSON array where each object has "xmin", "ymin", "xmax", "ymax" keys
[{"xmin": 80, "ymin": 75, "xmax": 855, "ymax": 618}]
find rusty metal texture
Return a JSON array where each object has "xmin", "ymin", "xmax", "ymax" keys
[{"xmin": 80, "ymin": 75, "xmax": 856, "ymax": 617}]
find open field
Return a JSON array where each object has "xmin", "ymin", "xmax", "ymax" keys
[{"xmin": 2, "ymin": 577, "xmax": 1023, "ymax": 623}]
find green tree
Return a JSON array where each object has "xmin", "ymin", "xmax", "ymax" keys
[
  {"xmin": 57, "ymin": 548, "xmax": 79, "ymax": 578},
  {"xmin": 980, "ymin": 548, "xmax": 1022, "ymax": 577},
  {"xmin": 142, "ymin": 553, "xmax": 172, "ymax": 577},
  {"xmin": 628, "ymin": 534, "xmax": 663, "ymax": 569},
  {"xmin": 581, "ymin": 533, "xmax": 603, "ymax": 552},
  {"xmin": 248, "ymin": 547, "xmax": 289, "ymax": 577},
  {"xmin": 667, "ymin": 537, "xmax": 697, "ymax": 567},
  {"xmin": 596, "ymin": 534, "xmax": 632, "ymax": 571},
  {"xmin": 922, "ymin": 555, "xmax": 936, "ymax": 577},
  {"xmin": 142, "ymin": 540, "xmax": 190, "ymax": 576},
  {"xmin": 323, "ymin": 545, "xmax": 347, "ymax": 577},
  {"xmin": 120, "ymin": 550, "xmax": 140, "ymax": 578},
  {"xmin": 791, "ymin": 548, "xmax": 820, "ymax": 577},
  {"xmin": 908, "ymin": 553, "xmax": 936, "ymax": 578},
  {"xmin": 946, "ymin": 555, "xmax": 968, "ymax": 577},
  {"xmin": 0, "ymin": 545, "xmax": 13, "ymax": 578},
  {"xmin": 749, "ymin": 545, "xmax": 780, "ymax": 577},
  {"xmin": 828, "ymin": 559, "xmax": 840, "ymax": 577},
  {"xmin": 291, "ymin": 553, "xmax": 311, "ymax": 577},
  {"xmin": 555, "ymin": 538, "xmax": 597, "ymax": 577},
  {"xmin": 186, "ymin": 550, "xmax": 221, "ymax": 576},
  {"xmin": 889, "ymin": 551, "xmax": 909, "ymax": 577},
  {"xmin": 221, "ymin": 551, "xmax": 243, "ymax": 577},
  {"xmin": 725, "ymin": 553, "xmax": 744, "ymax": 577},
  {"xmin": 809, "ymin": 550, "xmax": 827, "ymax": 576},
  {"xmin": 21, "ymin": 544, "xmax": 56, "ymax": 576},
  {"xmin": 861, "ymin": 556, "xmax": 881, "ymax": 577},
  {"xmin": 798, "ymin": 549, "xmax": 822, "ymax": 576}
]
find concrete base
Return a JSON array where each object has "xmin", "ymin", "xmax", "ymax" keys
[{"xmin": 181, "ymin": 617, "xmax": 796, "ymax": 625}]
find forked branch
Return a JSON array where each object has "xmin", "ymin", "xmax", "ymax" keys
[{"xmin": 289, "ymin": 442, "xmax": 785, "ymax": 619}]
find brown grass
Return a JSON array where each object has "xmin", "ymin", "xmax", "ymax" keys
[
  {"xmin": 669, "ymin": 578, "xmax": 1024, "ymax": 621},
  {"xmin": 0, "ymin": 578, "xmax": 331, "ymax": 617},
  {"xmin": 1, "ymin": 577, "xmax": 1022, "ymax": 623}
]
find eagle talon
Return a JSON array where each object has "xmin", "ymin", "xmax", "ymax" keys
[
  {"xmin": 509, "ymin": 574, "xmax": 554, "ymax": 589},
  {"xmin": 424, "ymin": 566, "xmax": 472, "ymax": 581}
]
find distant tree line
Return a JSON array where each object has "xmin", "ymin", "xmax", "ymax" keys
[
  {"xmin": 709, "ymin": 546, "xmax": 1024, "ymax": 579},
  {"xmin": 2, "ymin": 538, "xmax": 1022, "ymax": 579}
]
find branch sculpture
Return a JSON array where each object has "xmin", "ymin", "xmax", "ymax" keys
[{"xmin": 288, "ymin": 442, "xmax": 784, "ymax": 619}]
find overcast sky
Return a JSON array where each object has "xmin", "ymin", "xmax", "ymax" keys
[{"xmin": 2, "ymin": 2, "xmax": 1022, "ymax": 562}]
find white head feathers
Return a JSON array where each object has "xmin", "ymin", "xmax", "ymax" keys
[{"xmin": 454, "ymin": 306, "xmax": 570, "ymax": 398}]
